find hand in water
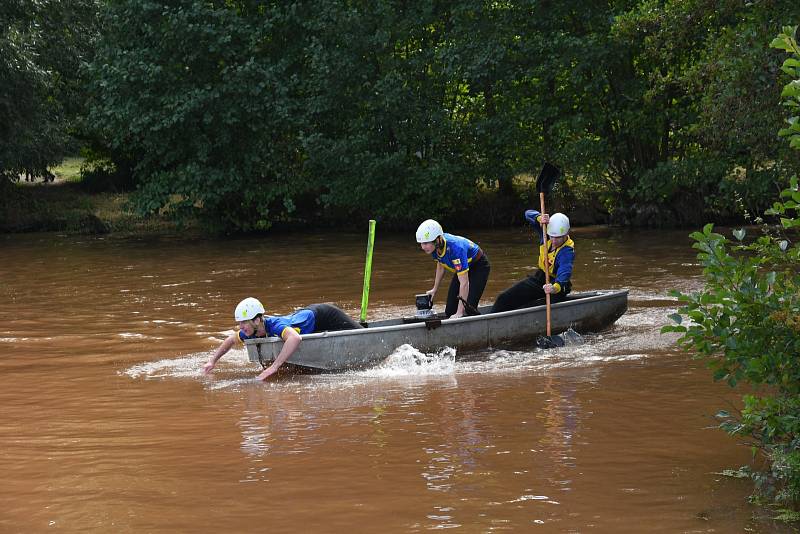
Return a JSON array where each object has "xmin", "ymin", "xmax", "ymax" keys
[
  {"xmin": 201, "ymin": 361, "xmax": 215, "ymax": 374},
  {"xmin": 256, "ymin": 366, "xmax": 278, "ymax": 381}
]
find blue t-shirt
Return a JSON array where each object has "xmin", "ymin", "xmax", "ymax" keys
[
  {"xmin": 237, "ymin": 309, "xmax": 316, "ymax": 342},
  {"xmin": 431, "ymin": 233, "xmax": 482, "ymax": 275}
]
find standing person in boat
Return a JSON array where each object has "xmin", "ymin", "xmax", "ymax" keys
[
  {"xmin": 416, "ymin": 219, "xmax": 491, "ymax": 318},
  {"xmin": 491, "ymin": 211, "xmax": 574, "ymax": 313},
  {"xmin": 201, "ymin": 297, "xmax": 362, "ymax": 380}
]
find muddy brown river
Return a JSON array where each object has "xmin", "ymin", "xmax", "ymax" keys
[{"xmin": 0, "ymin": 226, "xmax": 790, "ymax": 532}]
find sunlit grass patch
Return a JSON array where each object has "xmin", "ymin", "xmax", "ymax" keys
[{"xmin": 52, "ymin": 156, "xmax": 85, "ymax": 182}]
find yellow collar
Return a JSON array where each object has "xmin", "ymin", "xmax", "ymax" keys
[{"xmin": 436, "ymin": 236, "xmax": 447, "ymax": 258}]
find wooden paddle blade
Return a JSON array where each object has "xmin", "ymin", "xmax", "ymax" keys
[
  {"xmin": 535, "ymin": 162, "xmax": 561, "ymax": 195},
  {"xmin": 536, "ymin": 334, "xmax": 566, "ymax": 349}
]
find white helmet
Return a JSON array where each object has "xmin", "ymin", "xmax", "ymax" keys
[
  {"xmin": 416, "ymin": 219, "xmax": 443, "ymax": 243},
  {"xmin": 234, "ymin": 297, "xmax": 265, "ymax": 321},
  {"xmin": 547, "ymin": 213, "xmax": 570, "ymax": 237}
]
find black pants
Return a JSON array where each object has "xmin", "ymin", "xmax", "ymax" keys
[
  {"xmin": 445, "ymin": 254, "xmax": 491, "ymax": 317},
  {"xmin": 307, "ymin": 303, "xmax": 363, "ymax": 331},
  {"xmin": 490, "ymin": 269, "xmax": 571, "ymax": 313}
]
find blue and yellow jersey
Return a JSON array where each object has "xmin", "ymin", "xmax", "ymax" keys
[
  {"xmin": 525, "ymin": 209, "xmax": 575, "ymax": 293},
  {"xmin": 431, "ymin": 232, "xmax": 482, "ymax": 276},
  {"xmin": 237, "ymin": 309, "xmax": 316, "ymax": 343}
]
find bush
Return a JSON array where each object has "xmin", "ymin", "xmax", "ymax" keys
[{"xmin": 663, "ymin": 26, "xmax": 800, "ymax": 515}]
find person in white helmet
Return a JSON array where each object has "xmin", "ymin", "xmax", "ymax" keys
[
  {"xmin": 202, "ymin": 297, "xmax": 361, "ymax": 380},
  {"xmin": 416, "ymin": 219, "xmax": 490, "ymax": 318},
  {"xmin": 491, "ymin": 210, "xmax": 575, "ymax": 313}
]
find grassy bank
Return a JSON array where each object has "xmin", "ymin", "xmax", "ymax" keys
[
  {"xmin": 0, "ymin": 182, "xmax": 190, "ymax": 234},
  {"xmin": 0, "ymin": 157, "xmax": 199, "ymax": 235}
]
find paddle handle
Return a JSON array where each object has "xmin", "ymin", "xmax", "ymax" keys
[
  {"xmin": 360, "ymin": 219, "xmax": 376, "ymax": 323},
  {"xmin": 539, "ymin": 192, "xmax": 552, "ymax": 336}
]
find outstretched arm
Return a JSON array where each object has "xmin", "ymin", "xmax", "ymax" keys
[
  {"xmin": 256, "ymin": 327, "xmax": 302, "ymax": 381},
  {"xmin": 202, "ymin": 334, "xmax": 237, "ymax": 374}
]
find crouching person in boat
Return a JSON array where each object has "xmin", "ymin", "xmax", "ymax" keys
[
  {"xmin": 202, "ymin": 297, "xmax": 362, "ymax": 380},
  {"xmin": 491, "ymin": 211, "xmax": 574, "ymax": 313},
  {"xmin": 416, "ymin": 219, "xmax": 490, "ymax": 318}
]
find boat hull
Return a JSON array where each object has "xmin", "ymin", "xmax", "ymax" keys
[{"xmin": 245, "ymin": 290, "xmax": 628, "ymax": 372}]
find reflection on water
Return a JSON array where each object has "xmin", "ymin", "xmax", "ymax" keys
[{"xmin": 1, "ymin": 229, "xmax": 792, "ymax": 532}]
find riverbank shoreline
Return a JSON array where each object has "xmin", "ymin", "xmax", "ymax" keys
[
  {"xmin": 0, "ymin": 182, "xmax": 192, "ymax": 236},
  {"xmin": 1, "ymin": 176, "xmax": 750, "ymax": 237},
  {"xmin": 0, "ymin": 178, "xmax": 611, "ymax": 236}
]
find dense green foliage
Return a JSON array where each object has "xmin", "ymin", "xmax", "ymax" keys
[
  {"xmin": 2, "ymin": 1, "xmax": 800, "ymax": 229},
  {"xmin": 0, "ymin": 0, "xmax": 98, "ymax": 185},
  {"xmin": 78, "ymin": 0, "xmax": 800, "ymax": 230},
  {"xmin": 664, "ymin": 26, "xmax": 800, "ymax": 512}
]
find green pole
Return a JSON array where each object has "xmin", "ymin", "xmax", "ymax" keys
[{"xmin": 360, "ymin": 219, "xmax": 376, "ymax": 324}]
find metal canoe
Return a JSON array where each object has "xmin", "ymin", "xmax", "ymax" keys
[{"xmin": 244, "ymin": 289, "xmax": 628, "ymax": 372}]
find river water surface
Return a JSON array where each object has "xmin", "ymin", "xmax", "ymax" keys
[{"xmin": 0, "ymin": 226, "xmax": 790, "ymax": 532}]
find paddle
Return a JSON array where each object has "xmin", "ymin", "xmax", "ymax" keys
[{"xmin": 534, "ymin": 163, "xmax": 566, "ymax": 349}]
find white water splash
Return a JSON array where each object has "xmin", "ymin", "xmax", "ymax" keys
[
  {"xmin": 121, "ymin": 349, "xmax": 251, "ymax": 380},
  {"xmin": 354, "ymin": 344, "xmax": 456, "ymax": 378}
]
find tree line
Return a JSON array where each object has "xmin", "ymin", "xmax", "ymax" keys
[{"xmin": 1, "ymin": 0, "xmax": 799, "ymax": 230}]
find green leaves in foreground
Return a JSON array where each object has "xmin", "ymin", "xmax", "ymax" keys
[
  {"xmin": 662, "ymin": 191, "xmax": 800, "ymax": 506},
  {"xmin": 662, "ymin": 26, "xmax": 800, "ymax": 511},
  {"xmin": 772, "ymin": 26, "xmax": 800, "ymax": 150}
]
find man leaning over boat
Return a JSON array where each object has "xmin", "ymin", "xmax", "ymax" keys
[{"xmin": 202, "ymin": 297, "xmax": 362, "ymax": 380}]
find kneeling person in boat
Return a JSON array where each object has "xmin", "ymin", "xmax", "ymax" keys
[
  {"xmin": 491, "ymin": 211, "xmax": 574, "ymax": 313},
  {"xmin": 416, "ymin": 219, "xmax": 490, "ymax": 318},
  {"xmin": 202, "ymin": 297, "xmax": 362, "ymax": 380}
]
